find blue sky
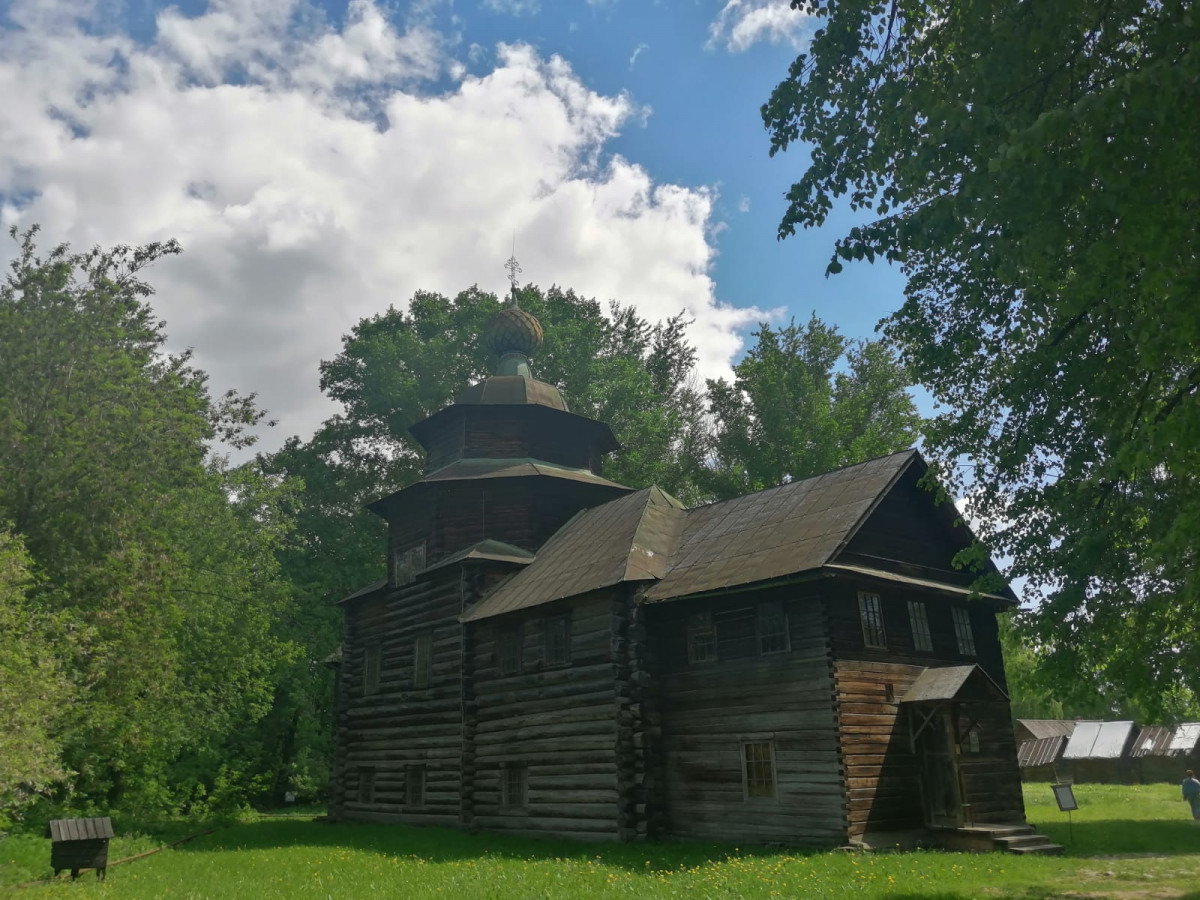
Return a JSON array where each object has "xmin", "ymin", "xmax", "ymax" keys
[{"xmin": 0, "ymin": 0, "xmax": 910, "ymax": 445}]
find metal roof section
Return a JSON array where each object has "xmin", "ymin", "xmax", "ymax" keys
[
  {"xmin": 1017, "ymin": 735, "xmax": 1066, "ymax": 769},
  {"xmin": 899, "ymin": 664, "xmax": 1008, "ymax": 704},
  {"xmin": 1018, "ymin": 719, "xmax": 1078, "ymax": 741},
  {"xmin": 641, "ymin": 451, "xmax": 917, "ymax": 602},
  {"xmin": 1132, "ymin": 725, "xmax": 1174, "ymax": 758},
  {"xmin": 1169, "ymin": 723, "xmax": 1200, "ymax": 754},
  {"xmin": 420, "ymin": 539, "xmax": 535, "ymax": 574},
  {"xmin": 462, "ymin": 486, "xmax": 686, "ymax": 622},
  {"xmin": 1062, "ymin": 721, "xmax": 1135, "ymax": 760}
]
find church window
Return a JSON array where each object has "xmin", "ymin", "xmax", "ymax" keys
[
  {"xmin": 757, "ymin": 600, "xmax": 789, "ymax": 654},
  {"xmin": 858, "ymin": 592, "xmax": 887, "ymax": 648},
  {"xmin": 413, "ymin": 633, "xmax": 433, "ymax": 688},
  {"xmin": 363, "ymin": 643, "xmax": 382, "ymax": 695},
  {"xmin": 907, "ymin": 600, "xmax": 934, "ymax": 652},
  {"xmin": 393, "ymin": 541, "xmax": 426, "ymax": 585},
  {"xmin": 952, "ymin": 607, "xmax": 977, "ymax": 656},
  {"xmin": 544, "ymin": 615, "xmax": 570, "ymax": 667},
  {"xmin": 687, "ymin": 612, "xmax": 717, "ymax": 663},
  {"xmin": 502, "ymin": 763, "xmax": 528, "ymax": 810},
  {"xmin": 405, "ymin": 764, "xmax": 426, "ymax": 808},
  {"xmin": 358, "ymin": 767, "xmax": 375, "ymax": 804},
  {"xmin": 743, "ymin": 742, "xmax": 776, "ymax": 799},
  {"xmin": 499, "ymin": 624, "xmax": 524, "ymax": 675}
]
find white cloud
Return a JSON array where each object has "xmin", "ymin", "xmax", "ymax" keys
[
  {"xmin": 0, "ymin": 0, "xmax": 760, "ymax": 448},
  {"xmin": 708, "ymin": 0, "xmax": 810, "ymax": 52},
  {"xmin": 482, "ymin": 0, "xmax": 540, "ymax": 16},
  {"xmin": 737, "ymin": 195, "xmax": 751, "ymax": 213},
  {"xmin": 628, "ymin": 42, "xmax": 648, "ymax": 71}
]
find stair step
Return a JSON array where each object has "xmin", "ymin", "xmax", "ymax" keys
[{"xmin": 1007, "ymin": 841, "xmax": 1064, "ymax": 856}]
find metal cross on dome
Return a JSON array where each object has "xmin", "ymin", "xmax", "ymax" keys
[{"xmin": 503, "ymin": 238, "xmax": 522, "ymax": 296}]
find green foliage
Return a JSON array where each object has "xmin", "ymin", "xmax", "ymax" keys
[
  {"xmin": 0, "ymin": 529, "xmax": 72, "ymax": 815},
  {"xmin": 703, "ymin": 315, "xmax": 921, "ymax": 499},
  {"xmin": 764, "ymin": 0, "xmax": 1200, "ymax": 716},
  {"xmin": 0, "ymin": 227, "xmax": 294, "ymax": 819}
]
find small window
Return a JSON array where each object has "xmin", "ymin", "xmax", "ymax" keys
[
  {"xmin": 358, "ymin": 767, "xmax": 375, "ymax": 804},
  {"xmin": 413, "ymin": 633, "xmax": 433, "ymax": 689},
  {"xmin": 405, "ymin": 764, "xmax": 426, "ymax": 807},
  {"xmin": 858, "ymin": 592, "xmax": 887, "ymax": 648},
  {"xmin": 687, "ymin": 612, "xmax": 717, "ymax": 663},
  {"xmin": 967, "ymin": 727, "xmax": 981, "ymax": 754},
  {"xmin": 393, "ymin": 541, "xmax": 427, "ymax": 585},
  {"xmin": 499, "ymin": 624, "xmax": 524, "ymax": 675},
  {"xmin": 363, "ymin": 643, "xmax": 382, "ymax": 695},
  {"xmin": 544, "ymin": 615, "xmax": 570, "ymax": 667},
  {"xmin": 952, "ymin": 607, "xmax": 977, "ymax": 656},
  {"xmin": 757, "ymin": 600, "xmax": 790, "ymax": 654},
  {"xmin": 907, "ymin": 600, "xmax": 933, "ymax": 652},
  {"xmin": 743, "ymin": 741, "xmax": 776, "ymax": 799},
  {"xmin": 502, "ymin": 763, "xmax": 528, "ymax": 810}
]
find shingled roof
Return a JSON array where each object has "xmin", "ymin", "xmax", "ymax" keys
[
  {"xmin": 462, "ymin": 486, "xmax": 686, "ymax": 622},
  {"xmin": 641, "ymin": 450, "xmax": 917, "ymax": 602}
]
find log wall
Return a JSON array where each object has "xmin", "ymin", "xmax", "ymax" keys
[
  {"xmin": 335, "ymin": 569, "xmax": 466, "ymax": 826},
  {"xmin": 826, "ymin": 575, "xmax": 1024, "ymax": 837},
  {"xmin": 467, "ymin": 591, "xmax": 622, "ymax": 841},
  {"xmin": 650, "ymin": 586, "xmax": 847, "ymax": 846}
]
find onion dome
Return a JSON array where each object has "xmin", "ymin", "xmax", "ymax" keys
[{"xmin": 485, "ymin": 305, "xmax": 543, "ymax": 358}]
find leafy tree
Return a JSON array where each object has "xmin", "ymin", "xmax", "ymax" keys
[
  {"xmin": 0, "ymin": 528, "xmax": 73, "ymax": 818},
  {"xmin": 763, "ymin": 0, "xmax": 1200, "ymax": 717},
  {"xmin": 703, "ymin": 315, "xmax": 922, "ymax": 499},
  {"xmin": 0, "ymin": 227, "xmax": 293, "ymax": 814}
]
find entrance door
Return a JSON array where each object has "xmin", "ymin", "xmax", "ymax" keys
[{"xmin": 915, "ymin": 708, "xmax": 963, "ymax": 827}]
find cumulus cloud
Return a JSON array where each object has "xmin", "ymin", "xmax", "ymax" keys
[
  {"xmin": 708, "ymin": 0, "xmax": 810, "ymax": 52},
  {"xmin": 482, "ymin": 0, "xmax": 541, "ymax": 16},
  {"xmin": 0, "ymin": 0, "xmax": 760, "ymax": 448}
]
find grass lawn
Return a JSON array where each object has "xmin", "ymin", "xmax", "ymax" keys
[{"xmin": 3, "ymin": 784, "xmax": 1199, "ymax": 899}]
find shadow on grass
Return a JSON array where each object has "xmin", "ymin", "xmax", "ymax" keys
[
  {"xmin": 172, "ymin": 818, "xmax": 825, "ymax": 873},
  {"xmin": 1031, "ymin": 817, "xmax": 1200, "ymax": 857},
  {"xmin": 171, "ymin": 813, "xmax": 1200, "ymax": 873}
]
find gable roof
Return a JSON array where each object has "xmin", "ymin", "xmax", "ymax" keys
[
  {"xmin": 640, "ymin": 451, "xmax": 917, "ymax": 602},
  {"xmin": 461, "ymin": 486, "xmax": 686, "ymax": 622},
  {"xmin": 1062, "ymin": 721, "xmax": 1136, "ymax": 760},
  {"xmin": 900, "ymin": 664, "xmax": 1008, "ymax": 704},
  {"xmin": 463, "ymin": 449, "xmax": 1012, "ymax": 621}
]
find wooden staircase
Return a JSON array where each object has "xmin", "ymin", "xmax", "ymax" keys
[{"xmin": 935, "ymin": 823, "xmax": 1064, "ymax": 855}]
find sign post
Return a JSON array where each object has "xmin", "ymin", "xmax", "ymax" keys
[{"xmin": 1051, "ymin": 782, "xmax": 1077, "ymax": 843}]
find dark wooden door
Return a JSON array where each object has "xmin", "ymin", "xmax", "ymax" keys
[{"xmin": 917, "ymin": 710, "xmax": 963, "ymax": 827}]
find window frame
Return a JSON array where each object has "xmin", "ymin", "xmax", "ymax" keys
[
  {"xmin": 498, "ymin": 623, "xmax": 524, "ymax": 676},
  {"xmin": 756, "ymin": 599, "xmax": 790, "ymax": 655},
  {"xmin": 952, "ymin": 606, "xmax": 977, "ymax": 656},
  {"xmin": 413, "ymin": 632, "xmax": 433, "ymax": 689},
  {"xmin": 393, "ymin": 540, "xmax": 427, "ymax": 586},
  {"xmin": 742, "ymin": 741, "xmax": 777, "ymax": 800},
  {"xmin": 687, "ymin": 611, "xmax": 717, "ymax": 664},
  {"xmin": 363, "ymin": 642, "xmax": 382, "ymax": 695},
  {"xmin": 543, "ymin": 614, "xmax": 571, "ymax": 668},
  {"xmin": 858, "ymin": 591, "xmax": 888, "ymax": 649},
  {"xmin": 501, "ymin": 763, "xmax": 528, "ymax": 811},
  {"xmin": 906, "ymin": 600, "xmax": 934, "ymax": 653},
  {"xmin": 405, "ymin": 764, "xmax": 426, "ymax": 808},
  {"xmin": 358, "ymin": 766, "xmax": 375, "ymax": 804}
]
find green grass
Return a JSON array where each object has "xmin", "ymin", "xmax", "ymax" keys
[{"xmin": 4, "ymin": 784, "xmax": 1200, "ymax": 899}]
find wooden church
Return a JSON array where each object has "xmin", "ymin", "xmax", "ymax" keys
[{"xmin": 328, "ymin": 292, "xmax": 1046, "ymax": 850}]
